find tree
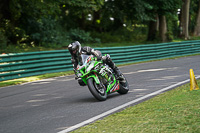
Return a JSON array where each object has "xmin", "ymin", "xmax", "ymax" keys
[
  {"xmin": 180, "ymin": 0, "xmax": 191, "ymax": 39},
  {"xmin": 0, "ymin": 0, "xmax": 64, "ymax": 46},
  {"xmin": 94, "ymin": 0, "xmax": 153, "ymax": 32},
  {"xmin": 60, "ymin": 0, "xmax": 104, "ymax": 30},
  {"xmin": 194, "ymin": 0, "xmax": 200, "ymax": 36},
  {"xmin": 0, "ymin": 0, "xmax": 23, "ymax": 44},
  {"xmin": 159, "ymin": 15, "xmax": 167, "ymax": 42},
  {"xmin": 147, "ymin": 15, "xmax": 159, "ymax": 41},
  {"xmin": 147, "ymin": 0, "xmax": 182, "ymax": 42}
]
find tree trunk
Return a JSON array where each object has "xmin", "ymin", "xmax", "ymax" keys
[
  {"xmin": 78, "ymin": 13, "xmax": 86, "ymax": 30},
  {"xmin": 194, "ymin": 0, "xmax": 200, "ymax": 36},
  {"xmin": 179, "ymin": 1, "xmax": 184, "ymax": 37},
  {"xmin": 147, "ymin": 15, "xmax": 159, "ymax": 41},
  {"xmin": 92, "ymin": 11, "xmax": 102, "ymax": 32},
  {"xmin": 181, "ymin": 0, "xmax": 190, "ymax": 40},
  {"xmin": 159, "ymin": 15, "xmax": 167, "ymax": 42}
]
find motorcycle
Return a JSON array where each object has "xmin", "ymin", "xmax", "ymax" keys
[{"xmin": 76, "ymin": 54, "xmax": 129, "ymax": 101}]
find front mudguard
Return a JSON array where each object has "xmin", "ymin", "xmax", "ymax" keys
[{"xmin": 87, "ymin": 74, "xmax": 100, "ymax": 84}]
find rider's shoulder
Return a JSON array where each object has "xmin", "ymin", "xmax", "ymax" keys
[
  {"xmin": 82, "ymin": 46, "xmax": 92, "ymax": 48},
  {"xmin": 82, "ymin": 46, "xmax": 93, "ymax": 51}
]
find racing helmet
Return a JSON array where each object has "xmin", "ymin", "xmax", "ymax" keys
[{"xmin": 68, "ymin": 41, "xmax": 81, "ymax": 55}]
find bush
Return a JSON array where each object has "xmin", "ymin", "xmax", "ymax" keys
[
  {"xmin": 28, "ymin": 17, "xmax": 67, "ymax": 46},
  {"xmin": 91, "ymin": 27, "xmax": 148, "ymax": 43},
  {"xmin": 68, "ymin": 29, "xmax": 92, "ymax": 43},
  {"xmin": 166, "ymin": 31, "xmax": 174, "ymax": 41},
  {"xmin": 68, "ymin": 29, "xmax": 101, "ymax": 43},
  {"xmin": 0, "ymin": 30, "xmax": 7, "ymax": 50}
]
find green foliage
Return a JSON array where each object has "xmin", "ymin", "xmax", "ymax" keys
[
  {"xmin": 30, "ymin": 17, "xmax": 65, "ymax": 46},
  {"xmin": 91, "ymin": 27, "xmax": 147, "ymax": 43},
  {"xmin": 65, "ymin": 0, "xmax": 104, "ymax": 12},
  {"xmin": 0, "ymin": 0, "xmax": 63, "ymax": 47},
  {"xmin": 60, "ymin": 0, "xmax": 104, "ymax": 30},
  {"xmin": 166, "ymin": 15, "xmax": 179, "ymax": 39},
  {"xmin": 103, "ymin": 0, "xmax": 153, "ymax": 21},
  {"xmin": 166, "ymin": 31, "xmax": 174, "ymax": 41},
  {"xmin": 148, "ymin": 0, "xmax": 182, "ymax": 16},
  {"xmin": 0, "ymin": 29, "xmax": 7, "ymax": 50},
  {"xmin": 18, "ymin": 0, "xmax": 63, "ymax": 46},
  {"xmin": 68, "ymin": 29, "xmax": 93, "ymax": 43},
  {"xmin": 189, "ymin": 0, "xmax": 199, "ymax": 32},
  {"xmin": 68, "ymin": 29, "xmax": 101, "ymax": 44},
  {"xmin": 0, "ymin": 0, "xmax": 199, "ymax": 51}
]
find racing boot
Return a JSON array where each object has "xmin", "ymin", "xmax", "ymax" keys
[
  {"xmin": 103, "ymin": 54, "xmax": 124, "ymax": 80},
  {"xmin": 113, "ymin": 66, "xmax": 124, "ymax": 80}
]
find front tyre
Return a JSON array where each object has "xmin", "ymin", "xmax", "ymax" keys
[
  {"xmin": 117, "ymin": 74, "xmax": 129, "ymax": 94},
  {"xmin": 87, "ymin": 78, "xmax": 107, "ymax": 101}
]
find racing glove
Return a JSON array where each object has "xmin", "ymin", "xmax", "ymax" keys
[
  {"xmin": 96, "ymin": 56, "xmax": 102, "ymax": 61},
  {"xmin": 75, "ymin": 72, "xmax": 82, "ymax": 80}
]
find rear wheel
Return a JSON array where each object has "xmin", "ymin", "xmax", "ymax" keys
[
  {"xmin": 117, "ymin": 74, "xmax": 129, "ymax": 94},
  {"xmin": 87, "ymin": 78, "xmax": 107, "ymax": 101}
]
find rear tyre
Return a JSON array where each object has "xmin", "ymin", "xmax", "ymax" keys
[
  {"xmin": 117, "ymin": 74, "xmax": 129, "ymax": 94},
  {"xmin": 87, "ymin": 78, "xmax": 107, "ymax": 101}
]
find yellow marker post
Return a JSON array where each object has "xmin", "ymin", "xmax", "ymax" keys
[{"xmin": 190, "ymin": 69, "xmax": 199, "ymax": 91}]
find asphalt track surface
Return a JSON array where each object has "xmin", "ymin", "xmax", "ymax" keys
[{"xmin": 0, "ymin": 55, "xmax": 200, "ymax": 133}]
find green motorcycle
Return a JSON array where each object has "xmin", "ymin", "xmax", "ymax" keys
[{"xmin": 77, "ymin": 54, "xmax": 129, "ymax": 101}]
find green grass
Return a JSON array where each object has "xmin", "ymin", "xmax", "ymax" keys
[
  {"xmin": 72, "ymin": 80, "xmax": 200, "ymax": 133},
  {"xmin": 0, "ymin": 71, "xmax": 74, "ymax": 87}
]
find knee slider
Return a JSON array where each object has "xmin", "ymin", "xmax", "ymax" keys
[
  {"xmin": 102, "ymin": 54, "xmax": 111, "ymax": 63},
  {"xmin": 71, "ymin": 58, "xmax": 75, "ymax": 64},
  {"xmin": 106, "ymin": 54, "xmax": 112, "ymax": 63}
]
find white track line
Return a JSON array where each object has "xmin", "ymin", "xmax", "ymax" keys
[{"xmin": 58, "ymin": 76, "xmax": 200, "ymax": 133}]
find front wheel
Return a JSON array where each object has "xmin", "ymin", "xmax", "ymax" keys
[
  {"xmin": 87, "ymin": 78, "xmax": 107, "ymax": 101},
  {"xmin": 117, "ymin": 74, "xmax": 129, "ymax": 94}
]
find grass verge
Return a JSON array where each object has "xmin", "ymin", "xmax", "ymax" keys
[
  {"xmin": 0, "ymin": 71, "xmax": 74, "ymax": 87},
  {"xmin": 72, "ymin": 79, "xmax": 200, "ymax": 133}
]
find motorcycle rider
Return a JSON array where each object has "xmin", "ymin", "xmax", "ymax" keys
[{"xmin": 68, "ymin": 41, "xmax": 124, "ymax": 84}]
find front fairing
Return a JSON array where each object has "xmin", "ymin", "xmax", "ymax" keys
[
  {"xmin": 78, "ymin": 55, "xmax": 119, "ymax": 93},
  {"xmin": 78, "ymin": 55, "xmax": 102, "ymax": 84}
]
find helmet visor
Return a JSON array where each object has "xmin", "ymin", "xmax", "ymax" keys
[
  {"xmin": 73, "ymin": 49, "xmax": 77, "ymax": 54},
  {"xmin": 73, "ymin": 49, "xmax": 78, "ymax": 54}
]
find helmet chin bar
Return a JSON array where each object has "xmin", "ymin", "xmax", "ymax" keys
[{"xmin": 73, "ymin": 49, "xmax": 77, "ymax": 54}]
